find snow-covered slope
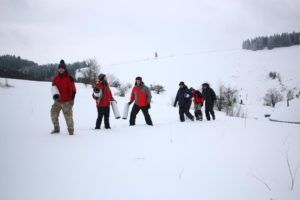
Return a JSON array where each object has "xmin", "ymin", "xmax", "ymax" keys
[
  {"xmin": 0, "ymin": 78, "xmax": 299, "ymax": 200},
  {"xmin": 270, "ymin": 98, "xmax": 300, "ymax": 124},
  {"xmin": 101, "ymin": 46, "xmax": 300, "ymax": 118}
]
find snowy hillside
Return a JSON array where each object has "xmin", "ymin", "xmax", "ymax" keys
[
  {"xmin": 270, "ymin": 98, "xmax": 300, "ymax": 124},
  {"xmin": 0, "ymin": 77, "xmax": 299, "ymax": 200},
  {"xmin": 99, "ymin": 46, "xmax": 300, "ymax": 119}
]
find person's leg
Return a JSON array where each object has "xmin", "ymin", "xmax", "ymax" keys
[
  {"xmin": 129, "ymin": 104, "xmax": 140, "ymax": 125},
  {"xmin": 184, "ymin": 107, "xmax": 194, "ymax": 121},
  {"xmin": 50, "ymin": 101, "xmax": 62, "ymax": 133},
  {"xmin": 95, "ymin": 107, "xmax": 104, "ymax": 129},
  {"xmin": 179, "ymin": 107, "xmax": 185, "ymax": 122},
  {"xmin": 205, "ymin": 103, "xmax": 211, "ymax": 120},
  {"xmin": 104, "ymin": 107, "xmax": 111, "ymax": 129},
  {"xmin": 141, "ymin": 107, "xmax": 153, "ymax": 125},
  {"xmin": 62, "ymin": 102, "xmax": 74, "ymax": 135}
]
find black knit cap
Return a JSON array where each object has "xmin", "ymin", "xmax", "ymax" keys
[
  {"xmin": 202, "ymin": 83, "xmax": 209, "ymax": 87},
  {"xmin": 98, "ymin": 73, "xmax": 106, "ymax": 81},
  {"xmin": 58, "ymin": 59, "xmax": 67, "ymax": 70},
  {"xmin": 179, "ymin": 81, "xmax": 185, "ymax": 86},
  {"xmin": 135, "ymin": 76, "xmax": 142, "ymax": 81}
]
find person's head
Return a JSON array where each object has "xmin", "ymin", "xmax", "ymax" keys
[
  {"xmin": 58, "ymin": 60, "xmax": 67, "ymax": 74},
  {"xmin": 135, "ymin": 76, "xmax": 142, "ymax": 86},
  {"xmin": 98, "ymin": 73, "xmax": 107, "ymax": 82},
  {"xmin": 189, "ymin": 87, "xmax": 195, "ymax": 92},
  {"xmin": 179, "ymin": 81, "xmax": 185, "ymax": 88},
  {"xmin": 202, "ymin": 83, "xmax": 209, "ymax": 89}
]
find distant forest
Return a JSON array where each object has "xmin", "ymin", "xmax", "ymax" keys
[
  {"xmin": 242, "ymin": 31, "xmax": 300, "ymax": 51},
  {"xmin": 0, "ymin": 55, "xmax": 87, "ymax": 81}
]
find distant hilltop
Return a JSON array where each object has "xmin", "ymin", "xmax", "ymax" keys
[{"xmin": 242, "ymin": 31, "xmax": 300, "ymax": 51}]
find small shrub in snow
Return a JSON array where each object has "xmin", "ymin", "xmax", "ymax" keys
[
  {"xmin": 115, "ymin": 83, "xmax": 132, "ymax": 97},
  {"xmin": 0, "ymin": 79, "xmax": 13, "ymax": 88},
  {"xmin": 150, "ymin": 84, "xmax": 166, "ymax": 94},
  {"xmin": 107, "ymin": 74, "xmax": 121, "ymax": 88},
  {"xmin": 263, "ymin": 88, "xmax": 283, "ymax": 107}
]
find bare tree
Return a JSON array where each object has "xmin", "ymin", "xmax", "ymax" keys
[
  {"xmin": 150, "ymin": 84, "xmax": 166, "ymax": 94},
  {"xmin": 80, "ymin": 58, "xmax": 100, "ymax": 86},
  {"xmin": 107, "ymin": 74, "xmax": 121, "ymax": 88},
  {"xmin": 286, "ymin": 89, "xmax": 294, "ymax": 107},
  {"xmin": 263, "ymin": 88, "xmax": 283, "ymax": 107},
  {"xmin": 216, "ymin": 83, "xmax": 226, "ymax": 111},
  {"xmin": 115, "ymin": 83, "xmax": 132, "ymax": 97}
]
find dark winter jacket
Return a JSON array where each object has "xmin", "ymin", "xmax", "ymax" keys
[
  {"xmin": 202, "ymin": 86, "xmax": 216, "ymax": 103},
  {"xmin": 130, "ymin": 82, "xmax": 152, "ymax": 107},
  {"xmin": 52, "ymin": 72, "xmax": 76, "ymax": 102},
  {"xmin": 93, "ymin": 81, "xmax": 113, "ymax": 107},
  {"xmin": 174, "ymin": 86, "xmax": 192, "ymax": 108}
]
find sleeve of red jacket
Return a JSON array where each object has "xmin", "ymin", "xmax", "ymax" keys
[
  {"xmin": 70, "ymin": 76, "xmax": 76, "ymax": 92},
  {"xmin": 130, "ymin": 87, "xmax": 135, "ymax": 103}
]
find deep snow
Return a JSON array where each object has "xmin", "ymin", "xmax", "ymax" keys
[{"xmin": 1, "ymin": 46, "xmax": 300, "ymax": 200}]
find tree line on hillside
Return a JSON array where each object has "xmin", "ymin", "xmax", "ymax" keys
[
  {"xmin": 0, "ymin": 55, "xmax": 87, "ymax": 81},
  {"xmin": 242, "ymin": 31, "xmax": 300, "ymax": 51}
]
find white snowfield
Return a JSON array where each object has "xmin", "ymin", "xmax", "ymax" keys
[
  {"xmin": 270, "ymin": 99, "xmax": 300, "ymax": 124},
  {"xmin": 1, "ymin": 47, "xmax": 300, "ymax": 200}
]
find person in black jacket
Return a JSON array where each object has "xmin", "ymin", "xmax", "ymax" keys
[
  {"xmin": 174, "ymin": 82, "xmax": 194, "ymax": 122},
  {"xmin": 202, "ymin": 83, "xmax": 216, "ymax": 120}
]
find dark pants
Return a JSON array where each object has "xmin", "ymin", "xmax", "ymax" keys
[
  {"xmin": 205, "ymin": 102, "xmax": 215, "ymax": 120},
  {"xmin": 195, "ymin": 110, "xmax": 203, "ymax": 120},
  {"xmin": 179, "ymin": 106, "xmax": 194, "ymax": 122},
  {"xmin": 95, "ymin": 107, "xmax": 110, "ymax": 129},
  {"xmin": 130, "ymin": 104, "xmax": 153, "ymax": 126}
]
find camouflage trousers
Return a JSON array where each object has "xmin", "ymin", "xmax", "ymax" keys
[{"xmin": 51, "ymin": 101, "xmax": 74, "ymax": 133}]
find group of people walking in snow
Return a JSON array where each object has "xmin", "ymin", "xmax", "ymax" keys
[{"xmin": 50, "ymin": 60, "xmax": 216, "ymax": 135}]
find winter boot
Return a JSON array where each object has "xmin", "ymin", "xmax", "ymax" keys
[{"xmin": 51, "ymin": 127, "xmax": 60, "ymax": 134}]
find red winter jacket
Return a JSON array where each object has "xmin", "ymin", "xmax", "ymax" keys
[
  {"xmin": 130, "ymin": 83, "xmax": 151, "ymax": 107},
  {"xmin": 93, "ymin": 82, "xmax": 113, "ymax": 107},
  {"xmin": 192, "ymin": 90, "xmax": 204, "ymax": 104},
  {"xmin": 52, "ymin": 72, "xmax": 76, "ymax": 102}
]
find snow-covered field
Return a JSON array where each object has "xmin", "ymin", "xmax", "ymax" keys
[{"xmin": 0, "ymin": 47, "xmax": 300, "ymax": 200}]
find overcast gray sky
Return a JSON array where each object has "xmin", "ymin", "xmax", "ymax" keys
[{"xmin": 0, "ymin": 0, "xmax": 299, "ymax": 65}]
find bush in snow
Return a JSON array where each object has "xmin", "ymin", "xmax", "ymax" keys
[
  {"xmin": 107, "ymin": 74, "xmax": 121, "ymax": 88},
  {"xmin": 268, "ymin": 72, "xmax": 277, "ymax": 80},
  {"xmin": 150, "ymin": 84, "xmax": 166, "ymax": 94},
  {"xmin": 78, "ymin": 58, "xmax": 100, "ymax": 86},
  {"xmin": 216, "ymin": 83, "xmax": 239, "ymax": 116},
  {"xmin": 263, "ymin": 88, "xmax": 283, "ymax": 107},
  {"xmin": 115, "ymin": 83, "xmax": 132, "ymax": 97}
]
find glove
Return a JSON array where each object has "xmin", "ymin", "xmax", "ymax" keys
[
  {"xmin": 93, "ymin": 87, "xmax": 100, "ymax": 93},
  {"xmin": 200, "ymin": 103, "xmax": 203, "ymax": 107},
  {"xmin": 173, "ymin": 103, "xmax": 176, "ymax": 107},
  {"xmin": 128, "ymin": 102, "xmax": 133, "ymax": 105},
  {"xmin": 147, "ymin": 104, "xmax": 151, "ymax": 109},
  {"xmin": 72, "ymin": 92, "xmax": 76, "ymax": 100},
  {"xmin": 53, "ymin": 94, "xmax": 59, "ymax": 100},
  {"xmin": 184, "ymin": 93, "xmax": 191, "ymax": 98},
  {"xmin": 95, "ymin": 97, "xmax": 100, "ymax": 100},
  {"xmin": 70, "ymin": 100, "xmax": 74, "ymax": 106}
]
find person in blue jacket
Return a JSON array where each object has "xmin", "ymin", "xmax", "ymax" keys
[{"xmin": 173, "ymin": 81, "xmax": 194, "ymax": 122}]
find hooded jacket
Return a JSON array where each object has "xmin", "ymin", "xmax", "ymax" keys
[
  {"xmin": 93, "ymin": 81, "xmax": 113, "ymax": 107},
  {"xmin": 130, "ymin": 82, "xmax": 151, "ymax": 107},
  {"xmin": 52, "ymin": 72, "xmax": 76, "ymax": 102},
  {"xmin": 174, "ymin": 85, "xmax": 192, "ymax": 108}
]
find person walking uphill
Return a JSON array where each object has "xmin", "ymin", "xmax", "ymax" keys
[
  {"xmin": 190, "ymin": 87, "xmax": 204, "ymax": 121},
  {"xmin": 92, "ymin": 73, "xmax": 115, "ymax": 129},
  {"xmin": 174, "ymin": 82, "xmax": 194, "ymax": 122},
  {"xmin": 128, "ymin": 76, "xmax": 153, "ymax": 126},
  {"xmin": 202, "ymin": 83, "xmax": 216, "ymax": 120},
  {"xmin": 51, "ymin": 60, "xmax": 76, "ymax": 135}
]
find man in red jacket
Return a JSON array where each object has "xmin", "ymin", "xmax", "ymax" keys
[
  {"xmin": 51, "ymin": 60, "xmax": 76, "ymax": 135},
  {"xmin": 128, "ymin": 76, "xmax": 153, "ymax": 126},
  {"xmin": 92, "ymin": 73, "xmax": 115, "ymax": 129}
]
